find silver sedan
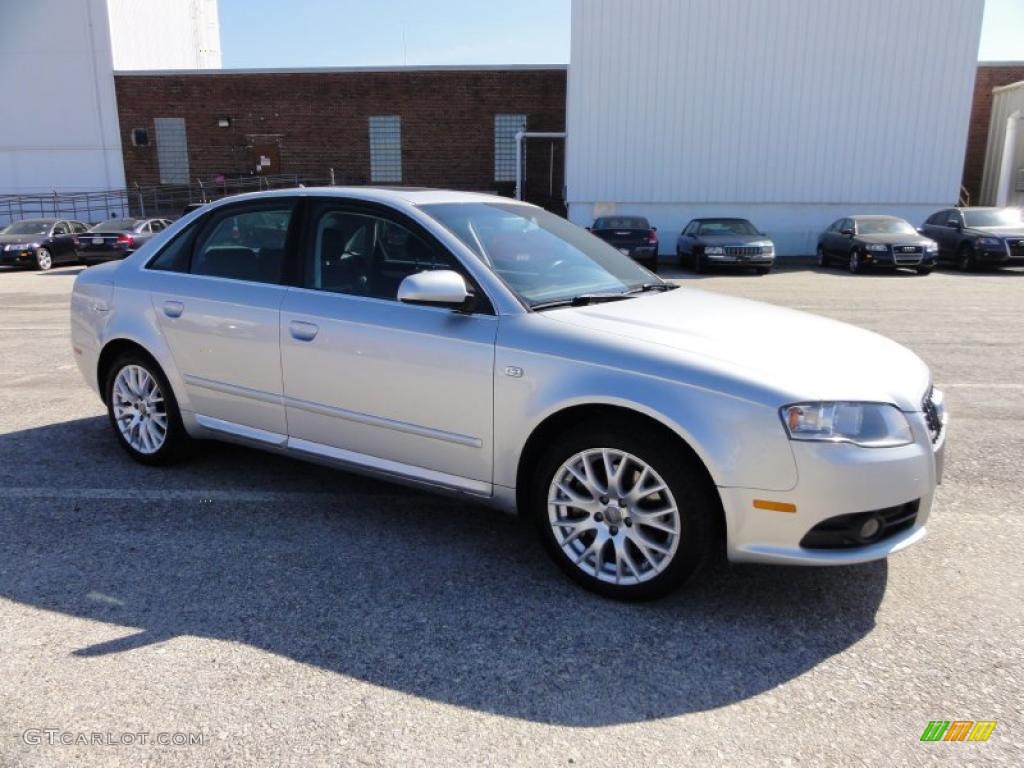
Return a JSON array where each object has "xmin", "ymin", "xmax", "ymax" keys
[{"xmin": 70, "ymin": 188, "xmax": 946, "ymax": 599}]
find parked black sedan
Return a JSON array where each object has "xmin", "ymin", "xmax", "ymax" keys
[
  {"xmin": 588, "ymin": 216, "xmax": 659, "ymax": 270},
  {"xmin": 919, "ymin": 207, "xmax": 1024, "ymax": 271},
  {"xmin": 817, "ymin": 215, "xmax": 938, "ymax": 275},
  {"xmin": 676, "ymin": 218, "xmax": 775, "ymax": 274},
  {"xmin": 79, "ymin": 218, "xmax": 172, "ymax": 265},
  {"xmin": 0, "ymin": 218, "xmax": 88, "ymax": 270}
]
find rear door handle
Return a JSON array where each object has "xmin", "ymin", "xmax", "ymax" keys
[
  {"xmin": 289, "ymin": 320, "xmax": 319, "ymax": 342},
  {"xmin": 163, "ymin": 300, "xmax": 184, "ymax": 318}
]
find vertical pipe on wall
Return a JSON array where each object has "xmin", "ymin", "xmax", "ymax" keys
[{"xmin": 996, "ymin": 111, "xmax": 1021, "ymax": 207}]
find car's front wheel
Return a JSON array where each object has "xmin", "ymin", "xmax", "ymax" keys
[
  {"xmin": 35, "ymin": 248, "xmax": 53, "ymax": 271},
  {"xmin": 817, "ymin": 246, "xmax": 827, "ymax": 267},
  {"xmin": 104, "ymin": 351, "xmax": 190, "ymax": 465},
  {"xmin": 848, "ymin": 250, "xmax": 862, "ymax": 274},
  {"xmin": 532, "ymin": 421, "xmax": 718, "ymax": 600},
  {"xmin": 957, "ymin": 244, "xmax": 975, "ymax": 272}
]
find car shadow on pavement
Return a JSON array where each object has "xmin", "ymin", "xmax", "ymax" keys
[{"xmin": 0, "ymin": 417, "xmax": 888, "ymax": 726}]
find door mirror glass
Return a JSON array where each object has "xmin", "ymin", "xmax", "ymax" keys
[
  {"xmin": 397, "ymin": 269, "xmax": 469, "ymax": 308},
  {"xmin": 840, "ymin": 228, "xmax": 855, "ymax": 236}
]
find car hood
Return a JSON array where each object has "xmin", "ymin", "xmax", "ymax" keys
[
  {"xmin": 694, "ymin": 234, "xmax": 770, "ymax": 245},
  {"xmin": 0, "ymin": 234, "xmax": 43, "ymax": 245},
  {"xmin": 544, "ymin": 287, "xmax": 930, "ymax": 411},
  {"xmin": 856, "ymin": 232, "xmax": 933, "ymax": 245}
]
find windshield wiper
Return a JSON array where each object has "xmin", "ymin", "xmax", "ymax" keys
[
  {"xmin": 626, "ymin": 282, "xmax": 678, "ymax": 294},
  {"xmin": 531, "ymin": 292, "xmax": 636, "ymax": 311}
]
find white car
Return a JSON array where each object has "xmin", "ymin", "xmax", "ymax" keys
[{"xmin": 70, "ymin": 188, "xmax": 946, "ymax": 599}]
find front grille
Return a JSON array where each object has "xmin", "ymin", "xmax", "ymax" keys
[
  {"xmin": 723, "ymin": 246, "xmax": 764, "ymax": 257},
  {"xmin": 800, "ymin": 500, "xmax": 920, "ymax": 549},
  {"xmin": 892, "ymin": 244, "xmax": 923, "ymax": 265},
  {"xmin": 922, "ymin": 385, "xmax": 943, "ymax": 444}
]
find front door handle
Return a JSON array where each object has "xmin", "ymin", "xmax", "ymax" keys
[
  {"xmin": 289, "ymin": 320, "xmax": 319, "ymax": 342},
  {"xmin": 163, "ymin": 300, "xmax": 184, "ymax": 318}
]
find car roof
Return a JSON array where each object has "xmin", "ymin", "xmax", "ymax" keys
[
  {"xmin": 195, "ymin": 186, "xmax": 535, "ymax": 210},
  {"xmin": 954, "ymin": 206, "xmax": 1007, "ymax": 211},
  {"xmin": 11, "ymin": 218, "xmax": 58, "ymax": 224},
  {"xmin": 850, "ymin": 215, "xmax": 906, "ymax": 221}
]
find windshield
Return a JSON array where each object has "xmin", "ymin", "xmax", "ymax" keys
[
  {"xmin": 2, "ymin": 220, "xmax": 51, "ymax": 236},
  {"xmin": 594, "ymin": 217, "xmax": 649, "ymax": 230},
  {"xmin": 857, "ymin": 218, "xmax": 916, "ymax": 235},
  {"xmin": 422, "ymin": 203, "xmax": 660, "ymax": 307},
  {"xmin": 698, "ymin": 219, "xmax": 758, "ymax": 236},
  {"xmin": 964, "ymin": 208, "xmax": 1022, "ymax": 228},
  {"xmin": 90, "ymin": 219, "xmax": 138, "ymax": 233}
]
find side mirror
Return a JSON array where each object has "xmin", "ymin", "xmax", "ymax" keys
[
  {"xmin": 651, "ymin": 226, "xmax": 658, "ymax": 232},
  {"xmin": 397, "ymin": 270, "xmax": 470, "ymax": 309},
  {"xmin": 840, "ymin": 228, "xmax": 855, "ymax": 236}
]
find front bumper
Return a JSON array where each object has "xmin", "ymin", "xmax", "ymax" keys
[
  {"xmin": 862, "ymin": 251, "xmax": 937, "ymax": 268},
  {"xmin": 0, "ymin": 248, "xmax": 36, "ymax": 265},
  {"xmin": 721, "ymin": 409, "xmax": 944, "ymax": 565}
]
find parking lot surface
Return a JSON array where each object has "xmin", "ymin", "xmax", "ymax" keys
[{"xmin": 1, "ymin": 264, "xmax": 1022, "ymax": 766}]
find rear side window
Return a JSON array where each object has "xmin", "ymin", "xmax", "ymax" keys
[{"xmin": 147, "ymin": 202, "xmax": 296, "ymax": 284}]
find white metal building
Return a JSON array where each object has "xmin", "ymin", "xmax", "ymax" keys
[
  {"xmin": 565, "ymin": 0, "xmax": 986, "ymax": 257},
  {"xmin": 980, "ymin": 81, "xmax": 1024, "ymax": 208},
  {"xmin": 0, "ymin": 0, "xmax": 220, "ymax": 201}
]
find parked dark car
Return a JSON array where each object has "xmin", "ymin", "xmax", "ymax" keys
[
  {"xmin": 919, "ymin": 206, "xmax": 1024, "ymax": 271},
  {"xmin": 676, "ymin": 218, "xmax": 775, "ymax": 274},
  {"xmin": 588, "ymin": 216, "xmax": 659, "ymax": 270},
  {"xmin": 0, "ymin": 218, "xmax": 88, "ymax": 270},
  {"xmin": 79, "ymin": 218, "xmax": 172, "ymax": 265},
  {"xmin": 817, "ymin": 215, "xmax": 938, "ymax": 275}
]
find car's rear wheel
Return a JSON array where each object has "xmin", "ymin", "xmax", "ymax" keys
[
  {"xmin": 848, "ymin": 250, "xmax": 862, "ymax": 274},
  {"xmin": 35, "ymin": 248, "xmax": 53, "ymax": 271},
  {"xmin": 531, "ymin": 421, "xmax": 718, "ymax": 600},
  {"xmin": 104, "ymin": 351, "xmax": 190, "ymax": 465}
]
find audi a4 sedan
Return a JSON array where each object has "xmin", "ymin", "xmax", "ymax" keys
[
  {"xmin": 676, "ymin": 218, "xmax": 775, "ymax": 274},
  {"xmin": 817, "ymin": 215, "xmax": 938, "ymax": 274},
  {"xmin": 71, "ymin": 188, "xmax": 946, "ymax": 599},
  {"xmin": 79, "ymin": 218, "xmax": 173, "ymax": 266}
]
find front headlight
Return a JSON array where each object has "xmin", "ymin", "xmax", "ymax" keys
[
  {"xmin": 925, "ymin": 242, "xmax": 938, "ymax": 252},
  {"xmin": 780, "ymin": 402, "xmax": 913, "ymax": 447},
  {"xmin": 705, "ymin": 246, "xmax": 725, "ymax": 255},
  {"xmin": 864, "ymin": 244, "xmax": 888, "ymax": 252},
  {"xmin": 977, "ymin": 237, "xmax": 1002, "ymax": 247}
]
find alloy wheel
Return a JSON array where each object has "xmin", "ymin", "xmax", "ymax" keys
[
  {"xmin": 111, "ymin": 364, "xmax": 168, "ymax": 454},
  {"xmin": 36, "ymin": 248, "xmax": 52, "ymax": 271},
  {"xmin": 547, "ymin": 448, "xmax": 681, "ymax": 586},
  {"xmin": 848, "ymin": 251, "xmax": 860, "ymax": 274},
  {"xmin": 817, "ymin": 247, "xmax": 826, "ymax": 267}
]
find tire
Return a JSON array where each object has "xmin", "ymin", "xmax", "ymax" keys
[
  {"xmin": 531, "ymin": 419, "xmax": 719, "ymax": 600},
  {"xmin": 957, "ymin": 245, "xmax": 975, "ymax": 272},
  {"xmin": 676, "ymin": 247, "xmax": 686, "ymax": 269},
  {"xmin": 693, "ymin": 252, "xmax": 704, "ymax": 273},
  {"xmin": 755, "ymin": 266, "xmax": 770, "ymax": 276},
  {"xmin": 647, "ymin": 255, "xmax": 659, "ymax": 274},
  {"xmin": 816, "ymin": 246, "xmax": 827, "ymax": 267},
  {"xmin": 916, "ymin": 267, "xmax": 933, "ymax": 276},
  {"xmin": 35, "ymin": 248, "xmax": 53, "ymax": 271},
  {"xmin": 104, "ymin": 350, "xmax": 190, "ymax": 465},
  {"xmin": 848, "ymin": 250, "xmax": 862, "ymax": 274}
]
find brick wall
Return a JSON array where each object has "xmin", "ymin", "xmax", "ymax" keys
[
  {"xmin": 114, "ymin": 68, "xmax": 566, "ymax": 206},
  {"xmin": 962, "ymin": 63, "xmax": 1024, "ymax": 203}
]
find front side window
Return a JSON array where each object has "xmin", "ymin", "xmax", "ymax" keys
[
  {"xmin": 368, "ymin": 116, "xmax": 402, "ymax": 183},
  {"xmin": 150, "ymin": 220, "xmax": 165, "ymax": 232},
  {"xmin": 307, "ymin": 209, "xmax": 457, "ymax": 301},
  {"xmin": 422, "ymin": 202, "xmax": 659, "ymax": 307},
  {"xmin": 52, "ymin": 222, "xmax": 69, "ymax": 235}
]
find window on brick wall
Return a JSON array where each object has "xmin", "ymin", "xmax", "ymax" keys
[
  {"xmin": 369, "ymin": 115, "xmax": 402, "ymax": 183},
  {"xmin": 154, "ymin": 117, "xmax": 189, "ymax": 185},
  {"xmin": 494, "ymin": 114, "xmax": 527, "ymax": 182}
]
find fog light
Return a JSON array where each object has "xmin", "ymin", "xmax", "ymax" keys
[{"xmin": 859, "ymin": 516, "xmax": 882, "ymax": 540}]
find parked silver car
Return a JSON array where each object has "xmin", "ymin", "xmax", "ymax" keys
[{"xmin": 70, "ymin": 188, "xmax": 946, "ymax": 599}]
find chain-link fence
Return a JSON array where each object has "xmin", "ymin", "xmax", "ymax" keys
[{"xmin": 0, "ymin": 174, "xmax": 329, "ymax": 226}]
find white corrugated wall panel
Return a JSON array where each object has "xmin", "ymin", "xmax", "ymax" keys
[{"xmin": 567, "ymin": 0, "xmax": 985, "ymax": 254}]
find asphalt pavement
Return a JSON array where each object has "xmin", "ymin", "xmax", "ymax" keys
[{"xmin": 0, "ymin": 263, "xmax": 1021, "ymax": 766}]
